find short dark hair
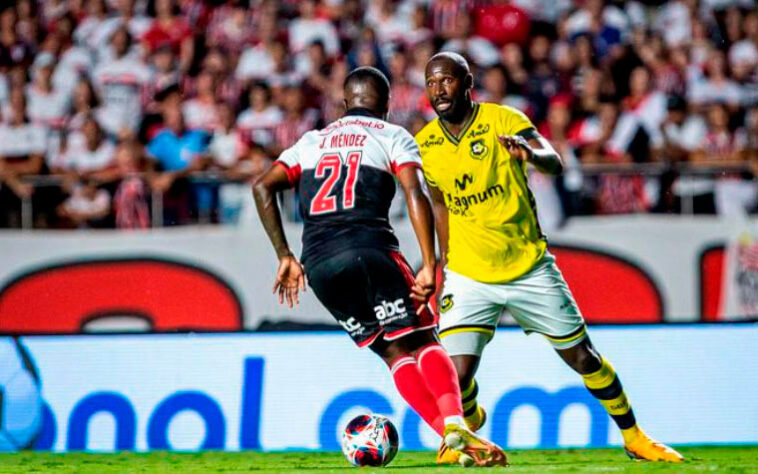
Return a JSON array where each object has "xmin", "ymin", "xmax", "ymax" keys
[{"xmin": 343, "ymin": 66, "xmax": 390, "ymax": 104}]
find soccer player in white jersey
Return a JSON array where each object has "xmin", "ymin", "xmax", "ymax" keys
[{"xmin": 253, "ymin": 67, "xmax": 506, "ymax": 467}]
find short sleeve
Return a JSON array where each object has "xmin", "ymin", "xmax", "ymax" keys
[
  {"xmin": 274, "ymin": 138, "xmax": 303, "ymax": 184},
  {"xmin": 502, "ymin": 105, "xmax": 536, "ymax": 136},
  {"xmin": 390, "ymin": 128, "xmax": 422, "ymax": 175},
  {"xmin": 146, "ymin": 134, "xmax": 164, "ymax": 161}
]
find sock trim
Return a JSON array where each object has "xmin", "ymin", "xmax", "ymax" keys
[
  {"xmin": 389, "ymin": 356, "xmax": 415, "ymax": 375},
  {"xmin": 416, "ymin": 343, "xmax": 446, "ymax": 365}
]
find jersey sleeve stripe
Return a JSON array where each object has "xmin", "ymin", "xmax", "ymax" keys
[
  {"xmin": 391, "ymin": 161, "xmax": 421, "ymax": 175},
  {"xmin": 273, "ymin": 161, "xmax": 301, "ymax": 185}
]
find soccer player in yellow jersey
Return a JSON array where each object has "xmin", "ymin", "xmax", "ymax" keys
[{"xmin": 416, "ymin": 52, "xmax": 683, "ymax": 464}]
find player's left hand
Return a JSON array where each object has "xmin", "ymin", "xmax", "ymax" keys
[
  {"xmin": 410, "ymin": 264, "xmax": 436, "ymax": 313},
  {"xmin": 273, "ymin": 256, "xmax": 306, "ymax": 308},
  {"xmin": 498, "ymin": 135, "xmax": 533, "ymax": 161}
]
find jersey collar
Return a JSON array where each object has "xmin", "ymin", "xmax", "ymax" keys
[
  {"xmin": 438, "ymin": 102, "xmax": 480, "ymax": 146},
  {"xmin": 344, "ymin": 108, "xmax": 382, "ymax": 118}
]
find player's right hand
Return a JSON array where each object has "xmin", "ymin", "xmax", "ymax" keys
[
  {"xmin": 273, "ymin": 256, "xmax": 306, "ymax": 308},
  {"xmin": 411, "ymin": 264, "xmax": 436, "ymax": 313}
]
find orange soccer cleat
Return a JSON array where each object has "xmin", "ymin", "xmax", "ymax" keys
[
  {"xmin": 623, "ymin": 428, "xmax": 684, "ymax": 462},
  {"xmin": 442, "ymin": 423, "xmax": 508, "ymax": 467}
]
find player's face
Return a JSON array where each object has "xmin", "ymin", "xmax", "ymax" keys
[{"xmin": 425, "ymin": 61, "xmax": 469, "ymax": 122}]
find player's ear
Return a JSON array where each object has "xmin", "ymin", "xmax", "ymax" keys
[
  {"xmin": 464, "ymin": 73, "xmax": 474, "ymax": 91},
  {"xmin": 342, "ymin": 98, "xmax": 349, "ymax": 113}
]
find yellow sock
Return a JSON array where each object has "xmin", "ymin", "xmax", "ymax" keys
[
  {"xmin": 582, "ymin": 357, "xmax": 638, "ymax": 443},
  {"xmin": 461, "ymin": 379, "xmax": 482, "ymax": 427}
]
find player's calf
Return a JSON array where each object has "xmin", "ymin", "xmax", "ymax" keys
[{"xmin": 461, "ymin": 379, "xmax": 487, "ymax": 432}]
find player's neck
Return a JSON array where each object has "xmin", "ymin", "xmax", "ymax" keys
[{"xmin": 440, "ymin": 100, "xmax": 475, "ymax": 137}]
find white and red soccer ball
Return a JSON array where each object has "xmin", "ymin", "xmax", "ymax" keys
[{"xmin": 341, "ymin": 414, "xmax": 399, "ymax": 467}]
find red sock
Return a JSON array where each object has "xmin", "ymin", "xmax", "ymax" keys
[
  {"xmin": 416, "ymin": 343, "xmax": 464, "ymax": 421},
  {"xmin": 390, "ymin": 356, "xmax": 444, "ymax": 436}
]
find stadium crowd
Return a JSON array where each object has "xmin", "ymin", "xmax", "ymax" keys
[{"xmin": 0, "ymin": 0, "xmax": 756, "ymax": 229}]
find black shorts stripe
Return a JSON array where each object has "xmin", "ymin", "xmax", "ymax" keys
[
  {"xmin": 438, "ymin": 325, "xmax": 497, "ymax": 336},
  {"xmin": 543, "ymin": 324, "xmax": 586, "ymax": 342}
]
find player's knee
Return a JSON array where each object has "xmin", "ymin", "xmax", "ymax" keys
[
  {"xmin": 451, "ymin": 356, "xmax": 477, "ymax": 387},
  {"xmin": 571, "ymin": 346, "xmax": 602, "ymax": 374}
]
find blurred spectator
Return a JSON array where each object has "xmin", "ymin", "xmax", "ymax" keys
[
  {"xmin": 271, "ymin": 85, "xmax": 319, "ymax": 154},
  {"xmin": 73, "ymin": 0, "xmax": 112, "ymax": 58},
  {"xmin": 100, "ymin": 0, "xmax": 154, "ymax": 44},
  {"xmin": 288, "ymin": 0, "xmax": 339, "ymax": 57},
  {"xmin": 365, "ymin": 0, "xmax": 412, "ymax": 46},
  {"xmin": 92, "ymin": 27, "xmax": 152, "ymax": 140},
  {"xmin": 692, "ymin": 103, "xmax": 754, "ymax": 216},
  {"xmin": 235, "ymin": 11, "xmax": 281, "ymax": 82},
  {"xmin": 689, "ymin": 49, "xmax": 745, "ymax": 108},
  {"xmin": 0, "ymin": 88, "xmax": 48, "ymax": 227},
  {"xmin": 113, "ymin": 141, "xmax": 150, "ymax": 229},
  {"xmin": 388, "ymin": 49, "xmax": 424, "ymax": 129},
  {"xmin": 442, "ymin": 11, "xmax": 500, "ymax": 68},
  {"xmin": 651, "ymin": 95, "xmax": 707, "ymax": 164},
  {"xmin": 27, "ymin": 54, "xmax": 70, "ymax": 133},
  {"xmin": 607, "ymin": 66, "xmax": 667, "ymax": 162},
  {"xmin": 206, "ymin": 0, "xmax": 254, "ymax": 56},
  {"xmin": 236, "ymin": 81, "xmax": 283, "ymax": 149},
  {"xmin": 57, "ymin": 116, "xmax": 117, "ymax": 182},
  {"xmin": 143, "ymin": 0, "xmax": 194, "ymax": 73},
  {"xmin": 66, "ymin": 79, "xmax": 101, "ymax": 135},
  {"xmin": 183, "ymin": 69, "xmax": 220, "ymax": 132},
  {"xmin": 57, "ymin": 178, "xmax": 112, "ymax": 228},
  {"xmin": 565, "ymin": 0, "xmax": 629, "ymax": 59},
  {"xmin": 0, "ymin": 6, "xmax": 34, "ymax": 68},
  {"xmin": 147, "ymin": 95, "xmax": 210, "ymax": 224}
]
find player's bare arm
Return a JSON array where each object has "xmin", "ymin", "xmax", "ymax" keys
[
  {"xmin": 396, "ymin": 166, "xmax": 436, "ymax": 308},
  {"xmin": 498, "ymin": 129, "xmax": 564, "ymax": 175},
  {"xmin": 252, "ymin": 165, "xmax": 306, "ymax": 308},
  {"xmin": 427, "ymin": 183, "xmax": 449, "ymax": 307},
  {"xmin": 427, "ymin": 184, "xmax": 449, "ymax": 267}
]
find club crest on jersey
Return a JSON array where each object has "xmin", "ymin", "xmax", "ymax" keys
[
  {"xmin": 439, "ymin": 295, "xmax": 454, "ymax": 313},
  {"xmin": 469, "ymin": 139, "xmax": 488, "ymax": 159}
]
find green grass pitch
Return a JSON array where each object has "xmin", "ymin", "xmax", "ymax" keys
[{"xmin": 1, "ymin": 446, "xmax": 756, "ymax": 473}]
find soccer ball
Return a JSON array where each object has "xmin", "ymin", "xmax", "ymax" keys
[
  {"xmin": 341, "ymin": 414, "xmax": 399, "ymax": 467},
  {"xmin": 0, "ymin": 337, "xmax": 43, "ymax": 451}
]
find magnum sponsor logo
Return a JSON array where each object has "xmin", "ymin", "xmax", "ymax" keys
[
  {"xmin": 454, "ymin": 174, "xmax": 473, "ymax": 191},
  {"xmin": 446, "ymin": 183, "xmax": 504, "ymax": 214}
]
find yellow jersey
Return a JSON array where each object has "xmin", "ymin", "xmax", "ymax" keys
[{"xmin": 415, "ymin": 102, "xmax": 546, "ymax": 283}]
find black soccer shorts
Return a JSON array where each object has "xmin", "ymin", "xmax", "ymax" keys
[{"xmin": 306, "ymin": 247, "xmax": 436, "ymax": 347}]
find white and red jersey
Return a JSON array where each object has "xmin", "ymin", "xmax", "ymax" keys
[
  {"xmin": 56, "ymin": 138, "xmax": 116, "ymax": 173},
  {"xmin": 235, "ymin": 106, "xmax": 283, "ymax": 146},
  {"xmin": 92, "ymin": 56, "xmax": 153, "ymax": 135},
  {"xmin": 182, "ymin": 98, "xmax": 219, "ymax": 132},
  {"xmin": 275, "ymin": 111, "xmax": 421, "ymax": 266},
  {"xmin": 26, "ymin": 86, "xmax": 69, "ymax": 131}
]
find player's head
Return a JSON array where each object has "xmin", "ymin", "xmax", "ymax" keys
[
  {"xmin": 343, "ymin": 66, "xmax": 391, "ymax": 120},
  {"xmin": 424, "ymin": 52, "xmax": 473, "ymax": 123}
]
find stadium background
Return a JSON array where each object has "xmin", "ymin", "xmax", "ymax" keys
[{"xmin": 0, "ymin": 0, "xmax": 756, "ymax": 456}]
